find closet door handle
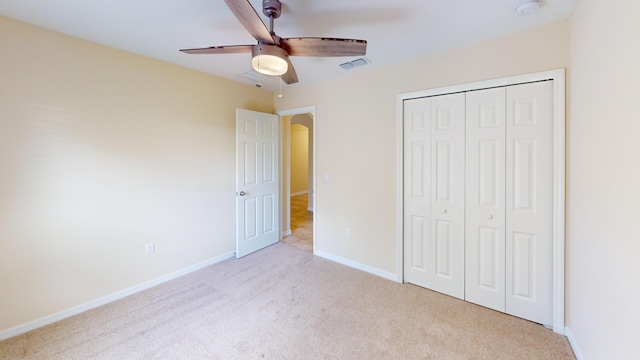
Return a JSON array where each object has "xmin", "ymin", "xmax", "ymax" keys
[
  {"xmin": 487, "ymin": 214, "xmax": 494, "ymax": 219},
  {"xmin": 442, "ymin": 209, "xmax": 448, "ymax": 214},
  {"xmin": 238, "ymin": 191, "xmax": 246, "ymax": 196}
]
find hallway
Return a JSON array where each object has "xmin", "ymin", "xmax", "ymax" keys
[{"xmin": 281, "ymin": 193, "xmax": 313, "ymax": 252}]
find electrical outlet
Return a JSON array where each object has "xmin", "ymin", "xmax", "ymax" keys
[
  {"xmin": 145, "ymin": 243, "xmax": 155, "ymax": 255},
  {"xmin": 346, "ymin": 227, "xmax": 352, "ymax": 239}
]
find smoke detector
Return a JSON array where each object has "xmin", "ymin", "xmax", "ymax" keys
[{"xmin": 514, "ymin": 0, "xmax": 541, "ymax": 16}]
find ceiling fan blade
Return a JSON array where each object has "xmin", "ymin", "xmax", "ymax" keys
[
  {"xmin": 280, "ymin": 37, "xmax": 367, "ymax": 57},
  {"xmin": 281, "ymin": 57, "xmax": 298, "ymax": 85},
  {"xmin": 224, "ymin": 0, "xmax": 275, "ymax": 44},
  {"xmin": 180, "ymin": 45, "xmax": 254, "ymax": 54}
]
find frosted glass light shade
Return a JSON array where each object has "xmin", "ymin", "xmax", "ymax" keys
[
  {"xmin": 252, "ymin": 45, "xmax": 288, "ymax": 76},
  {"xmin": 514, "ymin": 0, "xmax": 541, "ymax": 16}
]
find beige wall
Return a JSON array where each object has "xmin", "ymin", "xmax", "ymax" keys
[
  {"xmin": 290, "ymin": 124, "xmax": 309, "ymax": 195},
  {"xmin": 291, "ymin": 113, "xmax": 314, "ymax": 210},
  {"xmin": 280, "ymin": 115, "xmax": 292, "ymax": 234},
  {"xmin": 567, "ymin": 0, "xmax": 640, "ymax": 358},
  {"xmin": 275, "ymin": 20, "xmax": 570, "ymax": 275},
  {"xmin": 0, "ymin": 16, "xmax": 273, "ymax": 333}
]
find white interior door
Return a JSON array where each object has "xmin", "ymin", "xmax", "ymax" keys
[
  {"xmin": 505, "ymin": 81, "xmax": 554, "ymax": 326},
  {"xmin": 404, "ymin": 93, "xmax": 465, "ymax": 299},
  {"xmin": 236, "ymin": 109, "xmax": 279, "ymax": 258},
  {"xmin": 465, "ymin": 87, "xmax": 507, "ymax": 312}
]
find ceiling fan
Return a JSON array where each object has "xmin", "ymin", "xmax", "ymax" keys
[{"xmin": 180, "ymin": 0, "xmax": 367, "ymax": 85}]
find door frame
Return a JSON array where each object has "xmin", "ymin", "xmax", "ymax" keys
[
  {"xmin": 277, "ymin": 105, "xmax": 317, "ymax": 254},
  {"xmin": 396, "ymin": 69, "xmax": 566, "ymax": 334}
]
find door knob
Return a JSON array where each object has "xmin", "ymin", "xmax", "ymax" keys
[
  {"xmin": 238, "ymin": 191, "xmax": 246, "ymax": 196},
  {"xmin": 442, "ymin": 209, "xmax": 447, "ymax": 214},
  {"xmin": 487, "ymin": 214, "xmax": 494, "ymax": 219}
]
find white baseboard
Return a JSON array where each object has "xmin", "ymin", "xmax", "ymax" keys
[
  {"xmin": 315, "ymin": 250, "xmax": 397, "ymax": 282},
  {"xmin": 307, "ymin": 207, "xmax": 314, "ymax": 212},
  {"xmin": 281, "ymin": 229, "xmax": 292, "ymax": 238},
  {"xmin": 290, "ymin": 190, "xmax": 308, "ymax": 197},
  {"xmin": 564, "ymin": 327, "xmax": 585, "ymax": 360},
  {"xmin": 0, "ymin": 251, "xmax": 235, "ymax": 342}
]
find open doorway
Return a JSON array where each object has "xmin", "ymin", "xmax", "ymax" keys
[{"xmin": 278, "ymin": 107, "xmax": 315, "ymax": 253}]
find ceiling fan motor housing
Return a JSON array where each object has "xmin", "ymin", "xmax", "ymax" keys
[{"xmin": 262, "ymin": 0, "xmax": 282, "ymax": 19}]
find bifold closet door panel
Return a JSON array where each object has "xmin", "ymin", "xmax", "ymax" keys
[
  {"xmin": 505, "ymin": 81, "xmax": 554, "ymax": 327},
  {"xmin": 404, "ymin": 97, "xmax": 432, "ymax": 289},
  {"xmin": 403, "ymin": 93, "xmax": 465, "ymax": 300},
  {"xmin": 430, "ymin": 93, "xmax": 466, "ymax": 300},
  {"xmin": 465, "ymin": 87, "xmax": 507, "ymax": 312}
]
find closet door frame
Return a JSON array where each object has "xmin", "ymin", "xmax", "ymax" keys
[{"xmin": 396, "ymin": 69, "xmax": 566, "ymax": 335}]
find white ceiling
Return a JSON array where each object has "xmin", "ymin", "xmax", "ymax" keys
[{"xmin": 0, "ymin": 0, "xmax": 578, "ymax": 91}]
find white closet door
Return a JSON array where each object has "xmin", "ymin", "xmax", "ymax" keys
[
  {"xmin": 505, "ymin": 81, "xmax": 554, "ymax": 326},
  {"xmin": 465, "ymin": 88, "xmax": 507, "ymax": 312},
  {"xmin": 404, "ymin": 93, "xmax": 465, "ymax": 299},
  {"xmin": 404, "ymin": 97, "xmax": 432, "ymax": 290}
]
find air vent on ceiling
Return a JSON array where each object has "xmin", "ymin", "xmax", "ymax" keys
[
  {"xmin": 239, "ymin": 70, "xmax": 270, "ymax": 82},
  {"xmin": 339, "ymin": 57, "xmax": 370, "ymax": 70}
]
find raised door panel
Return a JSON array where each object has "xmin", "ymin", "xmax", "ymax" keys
[
  {"xmin": 465, "ymin": 88, "xmax": 507, "ymax": 312},
  {"xmin": 505, "ymin": 81, "xmax": 554, "ymax": 326},
  {"xmin": 243, "ymin": 197, "xmax": 258, "ymax": 241},
  {"xmin": 241, "ymin": 133, "xmax": 260, "ymax": 242}
]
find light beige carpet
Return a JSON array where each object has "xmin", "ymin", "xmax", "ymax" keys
[{"xmin": 0, "ymin": 243, "xmax": 575, "ymax": 359}]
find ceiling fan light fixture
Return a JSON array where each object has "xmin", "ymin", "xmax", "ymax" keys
[
  {"xmin": 181, "ymin": 0, "xmax": 366, "ymax": 85},
  {"xmin": 252, "ymin": 45, "xmax": 288, "ymax": 76}
]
